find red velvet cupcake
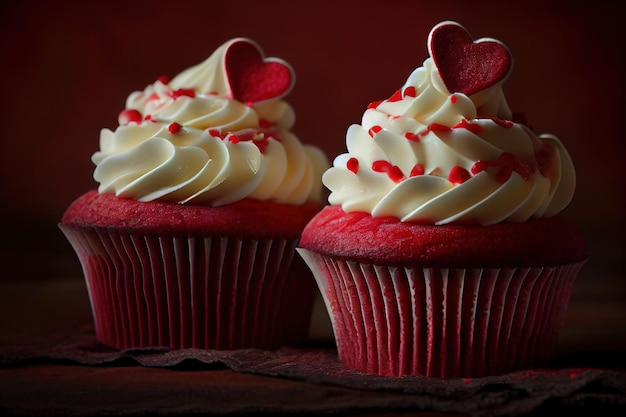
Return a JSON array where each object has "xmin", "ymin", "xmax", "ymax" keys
[
  {"xmin": 298, "ymin": 21, "xmax": 586, "ymax": 378},
  {"xmin": 60, "ymin": 38, "xmax": 329, "ymax": 350}
]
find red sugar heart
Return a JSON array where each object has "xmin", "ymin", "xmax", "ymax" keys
[
  {"xmin": 224, "ymin": 38, "xmax": 295, "ymax": 104},
  {"xmin": 428, "ymin": 21, "xmax": 512, "ymax": 96}
]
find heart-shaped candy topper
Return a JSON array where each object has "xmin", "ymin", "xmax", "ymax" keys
[
  {"xmin": 428, "ymin": 21, "xmax": 512, "ymax": 96},
  {"xmin": 224, "ymin": 38, "xmax": 295, "ymax": 104}
]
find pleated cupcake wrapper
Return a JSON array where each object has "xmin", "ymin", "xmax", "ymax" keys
[
  {"xmin": 60, "ymin": 224, "xmax": 315, "ymax": 350},
  {"xmin": 297, "ymin": 248, "xmax": 584, "ymax": 378}
]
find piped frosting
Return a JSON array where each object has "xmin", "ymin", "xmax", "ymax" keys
[
  {"xmin": 323, "ymin": 21, "xmax": 575, "ymax": 225},
  {"xmin": 92, "ymin": 38, "xmax": 328, "ymax": 206}
]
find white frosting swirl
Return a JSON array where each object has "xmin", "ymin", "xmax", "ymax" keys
[
  {"xmin": 92, "ymin": 39, "xmax": 328, "ymax": 206},
  {"xmin": 324, "ymin": 58, "xmax": 576, "ymax": 225}
]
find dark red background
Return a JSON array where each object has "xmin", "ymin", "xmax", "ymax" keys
[{"xmin": 1, "ymin": 0, "xmax": 624, "ymax": 323}]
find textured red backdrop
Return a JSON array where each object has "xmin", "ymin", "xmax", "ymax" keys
[{"xmin": 1, "ymin": 0, "xmax": 624, "ymax": 290}]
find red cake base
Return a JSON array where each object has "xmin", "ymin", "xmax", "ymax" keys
[
  {"xmin": 60, "ymin": 191, "xmax": 323, "ymax": 350},
  {"xmin": 299, "ymin": 206, "xmax": 587, "ymax": 268},
  {"xmin": 62, "ymin": 190, "xmax": 322, "ymax": 239},
  {"xmin": 298, "ymin": 206, "xmax": 587, "ymax": 378}
]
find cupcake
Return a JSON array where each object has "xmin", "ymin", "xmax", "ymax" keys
[
  {"xmin": 60, "ymin": 38, "xmax": 329, "ymax": 350},
  {"xmin": 297, "ymin": 21, "xmax": 586, "ymax": 378}
]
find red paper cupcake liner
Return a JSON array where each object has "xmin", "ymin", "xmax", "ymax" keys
[
  {"xmin": 60, "ymin": 225, "xmax": 316, "ymax": 350},
  {"xmin": 297, "ymin": 248, "xmax": 584, "ymax": 378}
]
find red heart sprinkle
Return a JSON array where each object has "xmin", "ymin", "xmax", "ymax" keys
[
  {"xmin": 428, "ymin": 21, "xmax": 512, "ymax": 96},
  {"xmin": 224, "ymin": 38, "xmax": 295, "ymax": 104}
]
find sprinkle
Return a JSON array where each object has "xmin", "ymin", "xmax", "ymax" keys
[
  {"xmin": 428, "ymin": 123, "xmax": 452, "ymax": 132},
  {"xmin": 208, "ymin": 129, "xmax": 222, "ymax": 138},
  {"xmin": 409, "ymin": 163, "xmax": 424, "ymax": 177},
  {"xmin": 367, "ymin": 100, "xmax": 383, "ymax": 109},
  {"xmin": 147, "ymin": 93, "xmax": 160, "ymax": 102},
  {"xmin": 253, "ymin": 136, "xmax": 270, "ymax": 153},
  {"xmin": 448, "ymin": 165, "xmax": 471, "ymax": 184},
  {"xmin": 511, "ymin": 156, "xmax": 533, "ymax": 180},
  {"xmin": 372, "ymin": 160, "xmax": 404, "ymax": 183},
  {"xmin": 118, "ymin": 109, "xmax": 143, "ymax": 125},
  {"xmin": 371, "ymin": 160, "xmax": 390, "ymax": 172},
  {"xmin": 403, "ymin": 86, "xmax": 417, "ymax": 97},
  {"xmin": 453, "ymin": 119, "xmax": 484, "ymax": 134},
  {"xmin": 368, "ymin": 125, "xmax": 382, "ymax": 137},
  {"xmin": 144, "ymin": 114, "xmax": 156, "ymax": 122},
  {"xmin": 471, "ymin": 152, "xmax": 533, "ymax": 183},
  {"xmin": 222, "ymin": 130, "xmax": 274, "ymax": 153},
  {"xmin": 171, "ymin": 88, "xmax": 195, "ymax": 99},
  {"xmin": 263, "ymin": 131, "xmax": 281, "ymax": 142},
  {"xmin": 259, "ymin": 118, "xmax": 274, "ymax": 129},
  {"xmin": 157, "ymin": 75, "xmax": 170, "ymax": 84},
  {"xmin": 235, "ymin": 131, "xmax": 271, "ymax": 152},
  {"xmin": 450, "ymin": 95, "xmax": 457, "ymax": 104},
  {"xmin": 347, "ymin": 157, "xmax": 359, "ymax": 174},
  {"xmin": 257, "ymin": 141, "xmax": 269, "ymax": 153},
  {"xmin": 168, "ymin": 122, "xmax": 182, "ymax": 134},
  {"xmin": 405, "ymin": 132, "xmax": 420, "ymax": 142},
  {"xmin": 388, "ymin": 89, "xmax": 403, "ymax": 102},
  {"xmin": 495, "ymin": 167, "xmax": 513, "ymax": 182},
  {"xmin": 227, "ymin": 134, "xmax": 240, "ymax": 144},
  {"xmin": 419, "ymin": 123, "xmax": 452, "ymax": 137},
  {"xmin": 491, "ymin": 117, "xmax": 514, "ymax": 128}
]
